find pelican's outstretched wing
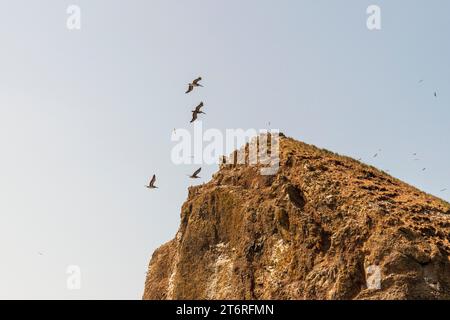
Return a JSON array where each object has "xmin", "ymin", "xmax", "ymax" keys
[
  {"xmin": 149, "ymin": 174, "xmax": 156, "ymax": 187},
  {"xmin": 193, "ymin": 167, "xmax": 201, "ymax": 177},
  {"xmin": 195, "ymin": 102, "xmax": 204, "ymax": 112},
  {"xmin": 193, "ymin": 77, "xmax": 202, "ymax": 85},
  {"xmin": 190, "ymin": 112, "xmax": 198, "ymax": 123}
]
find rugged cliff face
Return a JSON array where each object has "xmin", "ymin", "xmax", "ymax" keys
[{"xmin": 143, "ymin": 136, "xmax": 450, "ymax": 300}]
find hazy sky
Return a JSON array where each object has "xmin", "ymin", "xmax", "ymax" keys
[{"xmin": 0, "ymin": 1, "xmax": 449, "ymax": 299}]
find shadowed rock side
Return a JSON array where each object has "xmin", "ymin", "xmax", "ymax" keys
[{"xmin": 143, "ymin": 136, "xmax": 450, "ymax": 300}]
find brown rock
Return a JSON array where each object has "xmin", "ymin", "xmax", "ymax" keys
[{"xmin": 143, "ymin": 136, "xmax": 450, "ymax": 300}]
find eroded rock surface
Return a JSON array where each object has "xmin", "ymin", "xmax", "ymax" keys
[{"xmin": 143, "ymin": 136, "xmax": 450, "ymax": 300}]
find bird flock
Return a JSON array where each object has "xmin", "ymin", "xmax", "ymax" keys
[
  {"xmin": 146, "ymin": 77, "xmax": 446, "ymax": 195},
  {"xmin": 366, "ymin": 79, "xmax": 446, "ymax": 194},
  {"xmin": 365, "ymin": 149, "xmax": 447, "ymax": 193},
  {"xmin": 146, "ymin": 77, "xmax": 205, "ymax": 190}
]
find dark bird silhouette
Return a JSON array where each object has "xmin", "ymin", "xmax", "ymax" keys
[
  {"xmin": 418, "ymin": 79, "xmax": 424, "ymax": 83},
  {"xmin": 434, "ymin": 92, "xmax": 437, "ymax": 97},
  {"xmin": 145, "ymin": 174, "xmax": 158, "ymax": 189},
  {"xmin": 190, "ymin": 102, "xmax": 205, "ymax": 123},
  {"xmin": 185, "ymin": 77, "xmax": 203, "ymax": 94},
  {"xmin": 422, "ymin": 168, "xmax": 426, "ymax": 171},
  {"xmin": 373, "ymin": 153, "xmax": 378, "ymax": 158},
  {"xmin": 441, "ymin": 188, "xmax": 447, "ymax": 192},
  {"xmin": 189, "ymin": 167, "xmax": 201, "ymax": 179},
  {"xmin": 190, "ymin": 112, "xmax": 198, "ymax": 123}
]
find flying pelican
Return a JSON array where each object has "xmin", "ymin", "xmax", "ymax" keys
[
  {"xmin": 190, "ymin": 102, "xmax": 205, "ymax": 123},
  {"xmin": 422, "ymin": 168, "xmax": 426, "ymax": 171},
  {"xmin": 188, "ymin": 167, "xmax": 201, "ymax": 179},
  {"xmin": 434, "ymin": 92, "xmax": 437, "ymax": 97},
  {"xmin": 441, "ymin": 188, "xmax": 447, "ymax": 192},
  {"xmin": 146, "ymin": 174, "xmax": 158, "ymax": 189},
  {"xmin": 373, "ymin": 153, "xmax": 378, "ymax": 158},
  {"xmin": 185, "ymin": 77, "xmax": 203, "ymax": 94}
]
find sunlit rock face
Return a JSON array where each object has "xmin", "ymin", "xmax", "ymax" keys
[{"xmin": 143, "ymin": 136, "xmax": 450, "ymax": 300}]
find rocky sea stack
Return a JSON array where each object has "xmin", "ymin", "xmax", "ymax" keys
[{"xmin": 143, "ymin": 135, "xmax": 450, "ymax": 300}]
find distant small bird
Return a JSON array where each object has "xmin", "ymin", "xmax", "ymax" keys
[
  {"xmin": 373, "ymin": 153, "xmax": 378, "ymax": 158},
  {"xmin": 38, "ymin": 252, "xmax": 43, "ymax": 256},
  {"xmin": 190, "ymin": 102, "xmax": 206, "ymax": 123},
  {"xmin": 413, "ymin": 153, "xmax": 417, "ymax": 156},
  {"xmin": 185, "ymin": 77, "xmax": 203, "ymax": 94},
  {"xmin": 189, "ymin": 167, "xmax": 201, "ymax": 179},
  {"xmin": 422, "ymin": 168, "xmax": 426, "ymax": 171},
  {"xmin": 441, "ymin": 188, "xmax": 447, "ymax": 192},
  {"xmin": 146, "ymin": 174, "xmax": 158, "ymax": 189},
  {"xmin": 418, "ymin": 79, "xmax": 424, "ymax": 84},
  {"xmin": 434, "ymin": 92, "xmax": 437, "ymax": 97}
]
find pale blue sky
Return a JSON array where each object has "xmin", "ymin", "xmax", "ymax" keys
[{"xmin": 0, "ymin": 1, "xmax": 449, "ymax": 299}]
